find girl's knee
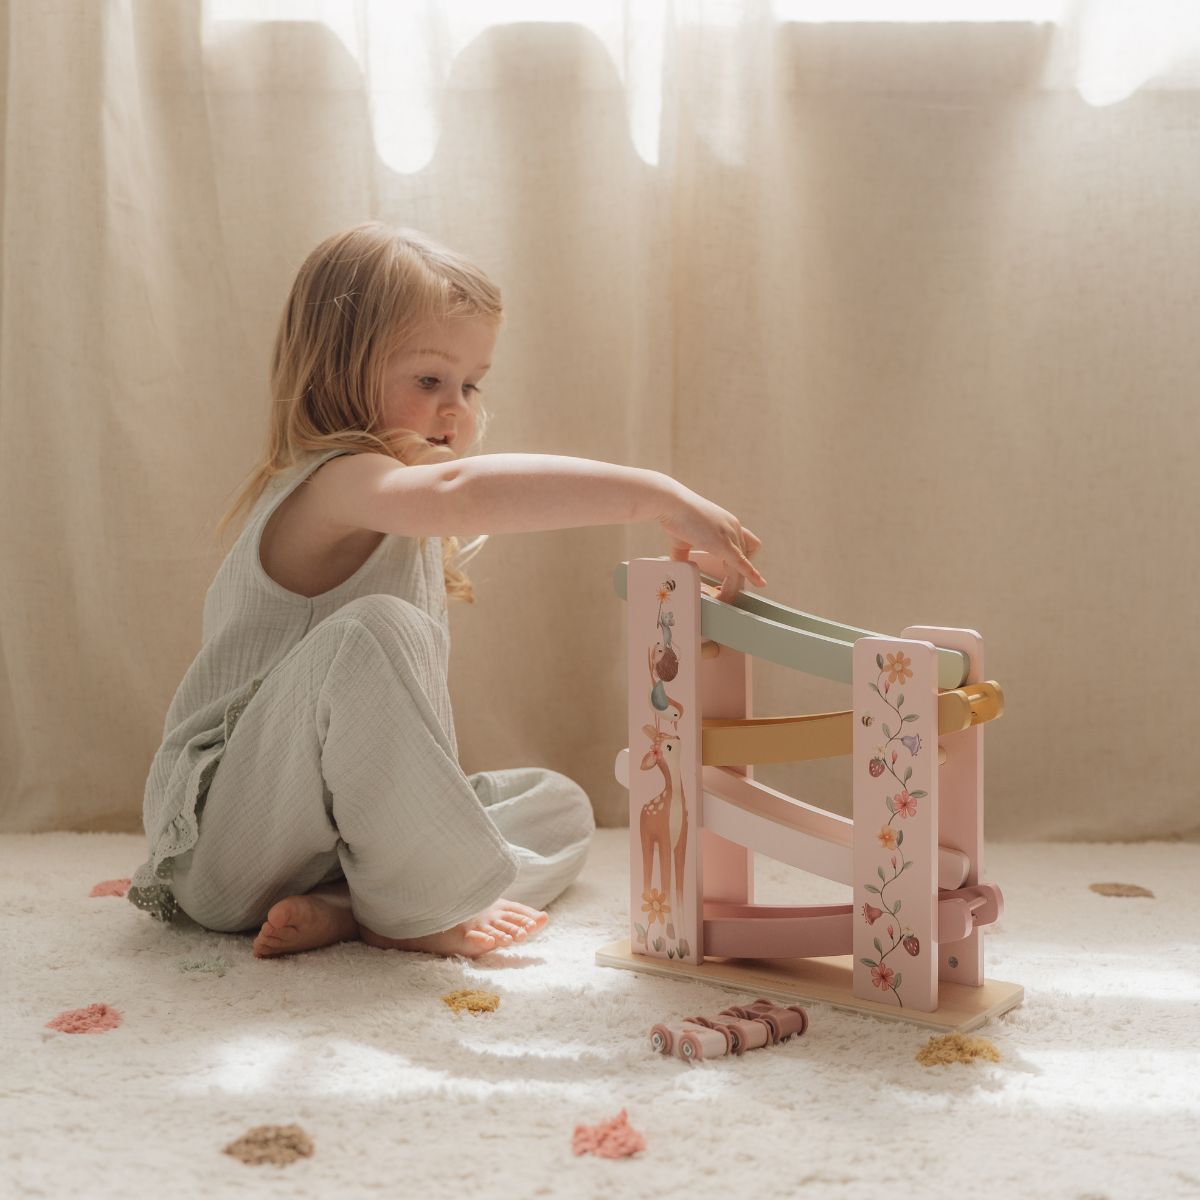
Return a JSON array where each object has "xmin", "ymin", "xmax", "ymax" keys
[
  {"xmin": 333, "ymin": 594, "xmax": 447, "ymax": 654},
  {"xmin": 544, "ymin": 768, "xmax": 588, "ymax": 801},
  {"xmin": 542, "ymin": 770, "xmax": 596, "ymax": 836},
  {"xmin": 472, "ymin": 767, "xmax": 594, "ymax": 839}
]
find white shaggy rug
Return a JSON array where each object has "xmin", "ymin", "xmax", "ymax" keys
[{"xmin": 2, "ymin": 829, "xmax": 1198, "ymax": 1200}]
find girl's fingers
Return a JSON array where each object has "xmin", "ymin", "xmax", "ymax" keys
[
  {"xmin": 718, "ymin": 572, "xmax": 744, "ymax": 604},
  {"xmin": 737, "ymin": 550, "xmax": 766, "ymax": 587},
  {"xmin": 664, "ymin": 537, "xmax": 764, "ymax": 589}
]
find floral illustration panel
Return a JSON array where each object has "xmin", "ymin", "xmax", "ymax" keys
[{"xmin": 852, "ymin": 637, "xmax": 939, "ymax": 1011}]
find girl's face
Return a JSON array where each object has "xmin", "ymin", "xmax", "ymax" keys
[{"xmin": 380, "ymin": 315, "xmax": 497, "ymax": 456}]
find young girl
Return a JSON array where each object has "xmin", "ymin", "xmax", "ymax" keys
[{"xmin": 128, "ymin": 222, "xmax": 766, "ymax": 961}]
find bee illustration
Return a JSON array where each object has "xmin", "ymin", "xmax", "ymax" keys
[{"xmin": 860, "ymin": 714, "xmax": 874, "ymax": 727}]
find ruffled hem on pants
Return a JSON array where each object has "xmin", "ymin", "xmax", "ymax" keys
[{"xmin": 127, "ymin": 677, "xmax": 264, "ymax": 923}]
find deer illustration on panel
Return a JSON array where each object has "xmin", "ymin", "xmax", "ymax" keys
[{"xmin": 637, "ymin": 576, "xmax": 690, "ymax": 955}]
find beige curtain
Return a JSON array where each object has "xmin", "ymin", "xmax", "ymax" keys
[{"xmin": 3, "ymin": 0, "xmax": 1198, "ymax": 840}]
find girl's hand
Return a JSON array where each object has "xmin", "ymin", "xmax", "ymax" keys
[{"xmin": 656, "ymin": 486, "xmax": 765, "ymax": 603}]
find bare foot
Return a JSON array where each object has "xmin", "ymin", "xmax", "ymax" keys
[
  {"xmin": 358, "ymin": 899, "xmax": 549, "ymax": 959},
  {"xmin": 252, "ymin": 886, "xmax": 360, "ymax": 959}
]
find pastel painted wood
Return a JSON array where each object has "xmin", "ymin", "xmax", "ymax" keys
[
  {"xmin": 695, "ymin": 591, "xmax": 754, "ymax": 910},
  {"xmin": 627, "ymin": 558, "xmax": 704, "ymax": 965},
  {"xmin": 607, "ymin": 556, "xmax": 1021, "ymax": 1030},
  {"xmin": 595, "ymin": 937, "xmax": 1023, "ymax": 1035},
  {"xmin": 853, "ymin": 637, "xmax": 939, "ymax": 1012},
  {"xmin": 612, "ymin": 751, "xmax": 971, "ymax": 891},
  {"xmin": 611, "ymin": 560, "xmax": 969, "ymax": 689},
  {"xmin": 906, "ymin": 625, "xmax": 987, "ymax": 987},
  {"xmin": 700, "ymin": 681, "xmax": 1002, "ymax": 767}
]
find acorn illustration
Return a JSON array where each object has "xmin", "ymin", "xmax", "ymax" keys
[{"xmin": 656, "ymin": 644, "xmax": 679, "ymax": 682}]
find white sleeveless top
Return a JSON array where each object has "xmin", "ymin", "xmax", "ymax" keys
[{"xmin": 128, "ymin": 448, "xmax": 448, "ymax": 920}]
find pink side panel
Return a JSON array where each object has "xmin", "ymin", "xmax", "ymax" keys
[
  {"xmin": 852, "ymin": 637, "xmax": 939, "ymax": 1013},
  {"xmin": 904, "ymin": 625, "xmax": 986, "ymax": 987},
  {"xmin": 628, "ymin": 558, "xmax": 703, "ymax": 965}
]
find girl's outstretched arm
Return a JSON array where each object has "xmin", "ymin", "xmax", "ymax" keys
[
  {"xmin": 315, "ymin": 451, "xmax": 764, "ymax": 590},
  {"xmin": 457, "ymin": 453, "xmax": 766, "ymax": 592},
  {"xmin": 453, "ymin": 452, "xmax": 677, "ymax": 533}
]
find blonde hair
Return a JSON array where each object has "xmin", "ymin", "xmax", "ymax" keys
[{"xmin": 213, "ymin": 222, "xmax": 502, "ymax": 604}]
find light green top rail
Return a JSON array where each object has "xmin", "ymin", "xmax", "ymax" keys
[{"xmin": 612, "ymin": 560, "xmax": 970, "ymax": 689}]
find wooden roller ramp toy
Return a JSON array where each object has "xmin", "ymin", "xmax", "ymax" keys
[{"xmin": 596, "ymin": 554, "xmax": 1024, "ymax": 1033}]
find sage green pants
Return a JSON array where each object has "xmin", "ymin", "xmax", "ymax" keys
[{"xmin": 169, "ymin": 595, "xmax": 595, "ymax": 937}]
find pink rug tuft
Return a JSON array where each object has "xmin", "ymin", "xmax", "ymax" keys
[
  {"xmin": 571, "ymin": 1108, "xmax": 646, "ymax": 1159},
  {"xmin": 89, "ymin": 879, "xmax": 131, "ymax": 897},
  {"xmin": 46, "ymin": 1003, "xmax": 124, "ymax": 1034}
]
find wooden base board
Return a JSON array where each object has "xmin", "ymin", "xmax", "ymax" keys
[{"xmin": 595, "ymin": 938, "xmax": 1024, "ymax": 1033}]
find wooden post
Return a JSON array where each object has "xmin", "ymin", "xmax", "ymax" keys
[
  {"xmin": 852, "ymin": 637, "xmax": 939, "ymax": 1012},
  {"xmin": 905, "ymin": 626, "xmax": 986, "ymax": 988},
  {"xmin": 627, "ymin": 558, "xmax": 704, "ymax": 965}
]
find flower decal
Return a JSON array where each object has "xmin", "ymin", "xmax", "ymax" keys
[
  {"xmin": 884, "ymin": 652, "xmax": 912, "ymax": 685},
  {"xmin": 870, "ymin": 963, "xmax": 896, "ymax": 991},
  {"xmin": 862, "ymin": 903, "xmax": 883, "ymax": 925},
  {"xmin": 641, "ymin": 889, "xmax": 670, "ymax": 927}
]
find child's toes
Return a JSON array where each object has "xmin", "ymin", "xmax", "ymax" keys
[
  {"xmin": 502, "ymin": 903, "xmax": 544, "ymax": 926},
  {"xmin": 473, "ymin": 917, "xmax": 510, "ymax": 941},
  {"xmin": 504, "ymin": 913, "xmax": 546, "ymax": 939},
  {"xmin": 514, "ymin": 910, "xmax": 548, "ymax": 932}
]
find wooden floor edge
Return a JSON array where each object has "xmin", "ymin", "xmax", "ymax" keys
[{"xmin": 595, "ymin": 938, "xmax": 1024, "ymax": 1034}]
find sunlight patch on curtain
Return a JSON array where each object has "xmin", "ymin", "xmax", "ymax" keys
[
  {"xmin": 203, "ymin": 0, "xmax": 669, "ymax": 170},
  {"xmin": 772, "ymin": 0, "xmax": 1064, "ymax": 19},
  {"xmin": 202, "ymin": 0, "xmax": 1200, "ymax": 171}
]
